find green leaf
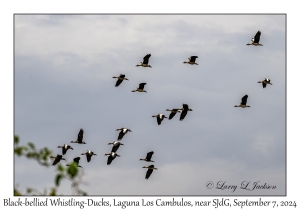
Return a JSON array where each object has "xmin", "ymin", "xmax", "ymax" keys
[
  {"xmin": 67, "ymin": 162, "xmax": 78, "ymax": 179},
  {"xmin": 14, "ymin": 136, "xmax": 19, "ymax": 144},
  {"xmin": 13, "ymin": 136, "xmax": 87, "ymax": 196},
  {"xmin": 26, "ymin": 152, "xmax": 34, "ymax": 158},
  {"xmin": 14, "ymin": 148, "xmax": 23, "ymax": 156},
  {"xmin": 41, "ymin": 148, "xmax": 52, "ymax": 161},
  {"xmin": 22, "ymin": 146, "xmax": 29, "ymax": 151},
  {"xmin": 78, "ymin": 190, "xmax": 88, "ymax": 196},
  {"xmin": 57, "ymin": 164, "xmax": 65, "ymax": 172},
  {"xmin": 49, "ymin": 188, "xmax": 56, "ymax": 196},
  {"xmin": 55, "ymin": 174, "xmax": 64, "ymax": 186},
  {"xmin": 28, "ymin": 142, "xmax": 35, "ymax": 150},
  {"xmin": 14, "ymin": 188, "xmax": 22, "ymax": 196}
]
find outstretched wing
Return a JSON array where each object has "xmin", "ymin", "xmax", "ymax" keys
[
  {"xmin": 73, "ymin": 157, "xmax": 80, "ymax": 165},
  {"xmin": 254, "ymin": 31, "xmax": 261, "ymax": 43},
  {"xmin": 146, "ymin": 151, "xmax": 154, "ymax": 161},
  {"xmin": 145, "ymin": 169, "xmax": 153, "ymax": 179},
  {"xmin": 168, "ymin": 112, "xmax": 176, "ymax": 120},
  {"xmin": 86, "ymin": 154, "xmax": 91, "ymax": 162},
  {"xmin": 111, "ymin": 143, "xmax": 120, "ymax": 153},
  {"xmin": 156, "ymin": 116, "xmax": 162, "ymax": 125},
  {"xmin": 143, "ymin": 54, "xmax": 151, "ymax": 64},
  {"xmin": 262, "ymin": 83, "xmax": 266, "ymax": 88},
  {"xmin": 118, "ymin": 131, "xmax": 125, "ymax": 140},
  {"xmin": 180, "ymin": 110, "xmax": 187, "ymax": 121},
  {"xmin": 52, "ymin": 157, "xmax": 60, "ymax": 165},
  {"xmin": 241, "ymin": 95, "xmax": 248, "ymax": 105},
  {"xmin": 107, "ymin": 156, "xmax": 114, "ymax": 165},
  {"xmin": 77, "ymin": 129, "xmax": 84, "ymax": 142},
  {"xmin": 115, "ymin": 79, "xmax": 123, "ymax": 87},
  {"xmin": 182, "ymin": 104, "xmax": 189, "ymax": 110},
  {"xmin": 190, "ymin": 56, "xmax": 198, "ymax": 62},
  {"xmin": 139, "ymin": 83, "xmax": 146, "ymax": 89},
  {"xmin": 62, "ymin": 147, "xmax": 67, "ymax": 155}
]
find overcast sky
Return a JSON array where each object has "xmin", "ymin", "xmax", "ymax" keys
[{"xmin": 14, "ymin": 14, "xmax": 285, "ymax": 196}]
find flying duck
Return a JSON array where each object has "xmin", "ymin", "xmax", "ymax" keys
[
  {"xmin": 140, "ymin": 151, "xmax": 154, "ymax": 162},
  {"xmin": 132, "ymin": 83, "xmax": 147, "ymax": 93},
  {"xmin": 108, "ymin": 141, "xmax": 124, "ymax": 153},
  {"xmin": 104, "ymin": 152, "xmax": 120, "ymax": 165},
  {"xmin": 247, "ymin": 31, "xmax": 263, "ymax": 46},
  {"xmin": 183, "ymin": 56, "xmax": 198, "ymax": 65},
  {"xmin": 112, "ymin": 74, "xmax": 129, "ymax": 87},
  {"xmin": 115, "ymin": 128, "xmax": 132, "ymax": 140},
  {"xmin": 136, "ymin": 54, "xmax": 152, "ymax": 68},
  {"xmin": 70, "ymin": 128, "xmax": 86, "ymax": 144},
  {"xmin": 50, "ymin": 154, "xmax": 66, "ymax": 166},
  {"xmin": 143, "ymin": 165, "xmax": 158, "ymax": 179},
  {"xmin": 166, "ymin": 108, "xmax": 181, "ymax": 120},
  {"xmin": 57, "ymin": 144, "xmax": 73, "ymax": 155},
  {"xmin": 179, "ymin": 104, "xmax": 193, "ymax": 121},
  {"xmin": 258, "ymin": 78, "xmax": 272, "ymax": 88},
  {"xmin": 66, "ymin": 157, "xmax": 82, "ymax": 168},
  {"xmin": 234, "ymin": 95, "xmax": 250, "ymax": 108},
  {"xmin": 152, "ymin": 114, "xmax": 168, "ymax": 125},
  {"xmin": 81, "ymin": 150, "xmax": 97, "ymax": 162}
]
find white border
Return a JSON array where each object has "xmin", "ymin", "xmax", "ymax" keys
[{"xmin": 1, "ymin": 0, "xmax": 299, "ymax": 209}]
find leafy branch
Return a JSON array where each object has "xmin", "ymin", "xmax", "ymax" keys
[{"xmin": 14, "ymin": 135, "xmax": 87, "ymax": 196}]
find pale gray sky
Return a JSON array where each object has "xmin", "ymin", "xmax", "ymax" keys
[{"xmin": 13, "ymin": 14, "xmax": 286, "ymax": 196}]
